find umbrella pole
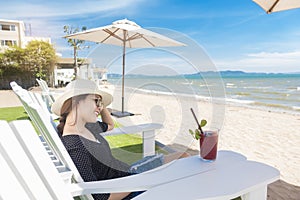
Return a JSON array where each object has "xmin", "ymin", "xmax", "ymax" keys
[
  {"xmin": 111, "ymin": 30, "xmax": 133, "ymax": 118},
  {"xmin": 122, "ymin": 37, "xmax": 125, "ymax": 113}
]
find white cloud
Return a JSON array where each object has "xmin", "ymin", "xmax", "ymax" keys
[
  {"xmin": 248, "ymin": 51, "xmax": 300, "ymax": 59},
  {"xmin": 104, "ymin": 50, "xmax": 194, "ymax": 75},
  {"xmin": 0, "ymin": 0, "xmax": 149, "ymax": 57},
  {"xmin": 1, "ymin": 0, "xmax": 146, "ymax": 18},
  {"xmin": 216, "ymin": 51, "xmax": 300, "ymax": 72}
]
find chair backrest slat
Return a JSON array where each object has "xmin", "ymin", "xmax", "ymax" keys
[
  {"xmin": 0, "ymin": 120, "xmax": 74, "ymax": 200},
  {"xmin": 10, "ymin": 81, "xmax": 85, "ymax": 184},
  {"xmin": 36, "ymin": 78, "xmax": 55, "ymax": 110}
]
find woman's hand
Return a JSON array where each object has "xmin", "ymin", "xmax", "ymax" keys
[{"xmin": 100, "ymin": 107, "xmax": 114, "ymax": 130}]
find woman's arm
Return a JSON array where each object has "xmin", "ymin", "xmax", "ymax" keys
[
  {"xmin": 100, "ymin": 107, "xmax": 114, "ymax": 131},
  {"xmin": 108, "ymin": 192, "xmax": 131, "ymax": 200}
]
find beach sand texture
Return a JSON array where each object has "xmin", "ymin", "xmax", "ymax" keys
[
  {"xmin": 110, "ymin": 85, "xmax": 300, "ymax": 199},
  {"xmin": 1, "ymin": 86, "xmax": 300, "ymax": 199}
]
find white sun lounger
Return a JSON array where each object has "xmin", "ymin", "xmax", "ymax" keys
[
  {"xmin": 10, "ymin": 81, "xmax": 162, "ymax": 157},
  {"xmin": 36, "ymin": 78, "xmax": 56, "ymax": 106},
  {"xmin": 0, "ymin": 119, "xmax": 279, "ymax": 200}
]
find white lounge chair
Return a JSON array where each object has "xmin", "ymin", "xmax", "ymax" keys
[
  {"xmin": 0, "ymin": 119, "xmax": 279, "ymax": 200},
  {"xmin": 36, "ymin": 78, "xmax": 56, "ymax": 110},
  {"xmin": 1, "ymin": 120, "xmax": 164, "ymax": 199},
  {"xmin": 10, "ymin": 81, "xmax": 162, "ymax": 158},
  {"xmin": 0, "ymin": 120, "xmax": 74, "ymax": 200}
]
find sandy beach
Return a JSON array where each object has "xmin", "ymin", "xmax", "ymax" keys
[
  {"xmin": 1, "ymin": 86, "xmax": 300, "ymax": 199},
  {"xmin": 107, "ymin": 85, "xmax": 300, "ymax": 199}
]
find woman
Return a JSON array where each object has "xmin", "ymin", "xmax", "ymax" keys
[{"xmin": 51, "ymin": 79, "xmax": 188, "ymax": 200}]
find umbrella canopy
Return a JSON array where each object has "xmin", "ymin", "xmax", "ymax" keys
[
  {"xmin": 253, "ymin": 0, "xmax": 300, "ymax": 14},
  {"xmin": 65, "ymin": 19, "xmax": 185, "ymax": 117},
  {"xmin": 64, "ymin": 18, "xmax": 184, "ymax": 48}
]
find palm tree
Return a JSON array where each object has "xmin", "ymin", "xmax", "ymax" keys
[{"xmin": 63, "ymin": 25, "xmax": 87, "ymax": 79}]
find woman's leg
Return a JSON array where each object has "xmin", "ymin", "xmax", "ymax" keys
[{"xmin": 163, "ymin": 152, "xmax": 190, "ymax": 164}]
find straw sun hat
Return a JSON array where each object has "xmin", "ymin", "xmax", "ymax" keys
[{"xmin": 51, "ymin": 79, "xmax": 113, "ymax": 116}]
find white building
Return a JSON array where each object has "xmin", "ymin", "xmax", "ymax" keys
[
  {"xmin": 0, "ymin": 19, "xmax": 51, "ymax": 52},
  {"xmin": 0, "ymin": 19, "xmax": 107, "ymax": 87}
]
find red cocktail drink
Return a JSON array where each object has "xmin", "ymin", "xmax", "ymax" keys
[{"xmin": 200, "ymin": 130, "xmax": 218, "ymax": 161}]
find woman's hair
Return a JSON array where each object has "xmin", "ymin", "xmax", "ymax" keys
[{"xmin": 56, "ymin": 94, "xmax": 88, "ymax": 137}]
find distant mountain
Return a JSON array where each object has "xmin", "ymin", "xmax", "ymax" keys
[
  {"xmin": 107, "ymin": 73, "xmax": 122, "ymax": 78},
  {"xmin": 108, "ymin": 70, "xmax": 300, "ymax": 78},
  {"xmin": 183, "ymin": 71, "xmax": 271, "ymax": 78}
]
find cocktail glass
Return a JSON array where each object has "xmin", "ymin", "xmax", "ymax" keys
[{"xmin": 200, "ymin": 129, "xmax": 218, "ymax": 161}]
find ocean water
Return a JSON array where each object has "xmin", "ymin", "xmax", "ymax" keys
[{"xmin": 108, "ymin": 73, "xmax": 300, "ymax": 114}]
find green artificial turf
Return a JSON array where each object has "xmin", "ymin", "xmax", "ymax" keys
[
  {"xmin": 0, "ymin": 106, "xmax": 29, "ymax": 122},
  {"xmin": 0, "ymin": 106, "xmax": 166, "ymax": 164}
]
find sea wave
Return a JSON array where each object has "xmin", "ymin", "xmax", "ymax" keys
[
  {"xmin": 292, "ymin": 106, "xmax": 300, "ymax": 111},
  {"xmin": 243, "ymin": 86, "xmax": 272, "ymax": 89},
  {"xmin": 226, "ymin": 98, "xmax": 255, "ymax": 104},
  {"xmin": 110, "ymin": 76, "xmax": 300, "ymax": 114},
  {"xmin": 133, "ymin": 87, "xmax": 222, "ymax": 102},
  {"xmin": 253, "ymin": 102, "xmax": 292, "ymax": 110},
  {"xmin": 180, "ymin": 81, "xmax": 193, "ymax": 85},
  {"xmin": 226, "ymin": 83, "xmax": 235, "ymax": 86},
  {"xmin": 235, "ymin": 92, "xmax": 251, "ymax": 96},
  {"xmin": 226, "ymin": 83, "xmax": 237, "ymax": 88},
  {"xmin": 249, "ymin": 95, "xmax": 298, "ymax": 102},
  {"xmin": 250, "ymin": 90, "xmax": 285, "ymax": 95}
]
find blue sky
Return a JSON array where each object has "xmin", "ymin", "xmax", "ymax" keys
[{"xmin": 1, "ymin": 0, "xmax": 300, "ymax": 74}]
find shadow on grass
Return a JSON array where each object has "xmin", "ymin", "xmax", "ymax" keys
[
  {"xmin": 17, "ymin": 115, "xmax": 30, "ymax": 120},
  {"xmin": 111, "ymin": 143, "xmax": 170, "ymax": 165},
  {"xmin": 111, "ymin": 144, "xmax": 143, "ymax": 164}
]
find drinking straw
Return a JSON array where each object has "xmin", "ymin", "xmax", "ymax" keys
[{"xmin": 190, "ymin": 108, "xmax": 204, "ymax": 134}]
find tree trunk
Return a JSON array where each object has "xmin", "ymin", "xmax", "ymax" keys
[{"xmin": 73, "ymin": 46, "xmax": 78, "ymax": 78}]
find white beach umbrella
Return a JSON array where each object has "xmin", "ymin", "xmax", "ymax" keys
[
  {"xmin": 65, "ymin": 18, "xmax": 185, "ymax": 117},
  {"xmin": 253, "ymin": 0, "xmax": 300, "ymax": 14}
]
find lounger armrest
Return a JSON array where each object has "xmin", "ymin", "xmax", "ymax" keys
[
  {"xmin": 103, "ymin": 123, "xmax": 163, "ymax": 157},
  {"xmin": 68, "ymin": 150, "xmax": 250, "ymax": 197},
  {"xmin": 68, "ymin": 173, "xmax": 153, "ymax": 197},
  {"xmin": 102, "ymin": 123, "xmax": 163, "ymax": 136}
]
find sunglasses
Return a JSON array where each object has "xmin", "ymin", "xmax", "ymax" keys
[{"xmin": 94, "ymin": 98, "xmax": 103, "ymax": 108}]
